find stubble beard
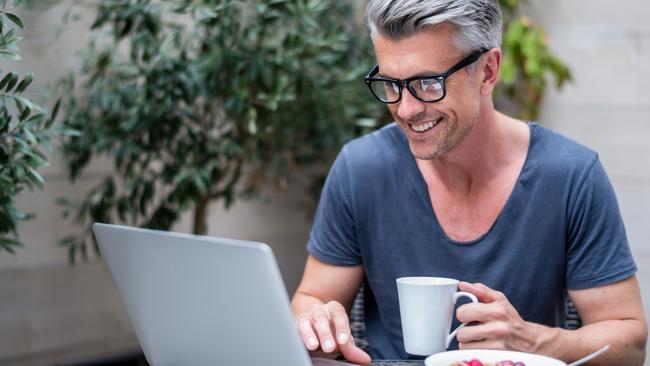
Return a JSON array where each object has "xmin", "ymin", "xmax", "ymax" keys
[{"xmin": 406, "ymin": 115, "xmax": 476, "ymax": 160}]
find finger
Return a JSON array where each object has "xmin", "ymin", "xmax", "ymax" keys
[
  {"xmin": 459, "ymin": 281, "xmax": 506, "ymax": 303},
  {"xmin": 459, "ymin": 338, "xmax": 507, "ymax": 351},
  {"xmin": 456, "ymin": 321, "xmax": 509, "ymax": 344},
  {"xmin": 311, "ymin": 308, "xmax": 337, "ymax": 353},
  {"xmin": 340, "ymin": 335, "xmax": 373, "ymax": 366},
  {"xmin": 296, "ymin": 315, "xmax": 319, "ymax": 351},
  {"xmin": 325, "ymin": 301, "xmax": 352, "ymax": 345},
  {"xmin": 456, "ymin": 302, "xmax": 509, "ymax": 324}
]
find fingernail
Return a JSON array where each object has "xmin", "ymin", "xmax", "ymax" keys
[
  {"xmin": 323, "ymin": 339, "xmax": 334, "ymax": 351},
  {"xmin": 308, "ymin": 337, "xmax": 318, "ymax": 348},
  {"xmin": 338, "ymin": 333, "xmax": 348, "ymax": 344}
]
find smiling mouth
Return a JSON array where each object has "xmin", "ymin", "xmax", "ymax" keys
[{"xmin": 409, "ymin": 117, "xmax": 443, "ymax": 133}]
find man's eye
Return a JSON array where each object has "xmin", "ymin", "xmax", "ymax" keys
[{"xmin": 420, "ymin": 79, "xmax": 442, "ymax": 92}]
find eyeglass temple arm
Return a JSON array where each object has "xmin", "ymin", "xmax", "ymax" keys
[
  {"xmin": 442, "ymin": 48, "xmax": 491, "ymax": 78},
  {"xmin": 365, "ymin": 65, "xmax": 380, "ymax": 79}
]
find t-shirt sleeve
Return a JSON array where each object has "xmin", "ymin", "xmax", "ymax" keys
[
  {"xmin": 565, "ymin": 157, "xmax": 637, "ymax": 290},
  {"xmin": 306, "ymin": 147, "xmax": 362, "ymax": 266}
]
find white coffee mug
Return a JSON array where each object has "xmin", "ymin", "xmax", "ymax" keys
[{"xmin": 396, "ymin": 277, "xmax": 478, "ymax": 356}]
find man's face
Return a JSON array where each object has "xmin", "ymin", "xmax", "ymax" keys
[{"xmin": 373, "ymin": 24, "xmax": 483, "ymax": 160}]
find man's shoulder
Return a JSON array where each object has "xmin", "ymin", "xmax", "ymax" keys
[
  {"xmin": 529, "ymin": 123, "xmax": 599, "ymax": 173},
  {"xmin": 341, "ymin": 122, "xmax": 407, "ymax": 168}
]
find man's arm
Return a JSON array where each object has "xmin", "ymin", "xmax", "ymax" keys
[
  {"xmin": 291, "ymin": 255, "xmax": 371, "ymax": 365},
  {"xmin": 543, "ymin": 275, "xmax": 646, "ymax": 365},
  {"xmin": 456, "ymin": 276, "xmax": 647, "ymax": 365}
]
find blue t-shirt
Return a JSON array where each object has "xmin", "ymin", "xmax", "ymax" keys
[{"xmin": 307, "ymin": 123, "xmax": 637, "ymax": 360}]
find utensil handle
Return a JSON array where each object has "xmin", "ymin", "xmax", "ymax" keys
[{"xmin": 567, "ymin": 344, "xmax": 610, "ymax": 366}]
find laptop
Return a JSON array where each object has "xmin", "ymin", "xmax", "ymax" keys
[{"xmin": 93, "ymin": 223, "xmax": 357, "ymax": 366}]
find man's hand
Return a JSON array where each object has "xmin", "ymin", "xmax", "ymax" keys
[
  {"xmin": 455, "ymin": 282, "xmax": 539, "ymax": 352},
  {"xmin": 295, "ymin": 301, "xmax": 371, "ymax": 366}
]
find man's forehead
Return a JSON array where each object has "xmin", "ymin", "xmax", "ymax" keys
[{"xmin": 372, "ymin": 28, "xmax": 464, "ymax": 78}]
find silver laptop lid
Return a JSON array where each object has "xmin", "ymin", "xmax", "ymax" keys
[{"xmin": 93, "ymin": 223, "xmax": 313, "ymax": 366}]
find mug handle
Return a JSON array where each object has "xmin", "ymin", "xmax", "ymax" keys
[{"xmin": 445, "ymin": 291, "xmax": 479, "ymax": 348}]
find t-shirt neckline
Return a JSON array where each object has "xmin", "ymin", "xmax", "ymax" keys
[{"xmin": 400, "ymin": 122, "xmax": 538, "ymax": 246}]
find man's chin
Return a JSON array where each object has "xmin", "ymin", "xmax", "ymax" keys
[{"xmin": 408, "ymin": 143, "xmax": 441, "ymax": 160}]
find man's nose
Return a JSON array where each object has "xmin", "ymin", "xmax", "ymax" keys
[{"xmin": 396, "ymin": 88, "xmax": 426, "ymax": 121}]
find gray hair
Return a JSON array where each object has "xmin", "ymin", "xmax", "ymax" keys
[{"xmin": 366, "ymin": 0, "xmax": 503, "ymax": 53}]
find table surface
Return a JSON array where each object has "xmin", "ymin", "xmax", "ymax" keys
[{"xmin": 371, "ymin": 361, "xmax": 425, "ymax": 366}]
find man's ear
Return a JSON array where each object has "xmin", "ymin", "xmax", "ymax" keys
[{"xmin": 480, "ymin": 48, "xmax": 502, "ymax": 96}]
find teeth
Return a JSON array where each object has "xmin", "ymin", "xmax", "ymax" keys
[{"xmin": 411, "ymin": 119, "xmax": 439, "ymax": 132}]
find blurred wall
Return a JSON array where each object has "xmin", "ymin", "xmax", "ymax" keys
[
  {"xmin": 0, "ymin": 1, "xmax": 648, "ymax": 365},
  {"xmin": 530, "ymin": 0, "xmax": 650, "ymax": 342}
]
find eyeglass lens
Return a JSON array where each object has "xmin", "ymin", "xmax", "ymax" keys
[{"xmin": 369, "ymin": 77, "xmax": 444, "ymax": 103}]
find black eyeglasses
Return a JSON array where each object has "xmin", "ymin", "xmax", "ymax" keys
[{"xmin": 364, "ymin": 48, "xmax": 489, "ymax": 104}]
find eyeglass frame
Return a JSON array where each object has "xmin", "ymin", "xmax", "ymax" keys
[{"xmin": 363, "ymin": 48, "xmax": 490, "ymax": 104}]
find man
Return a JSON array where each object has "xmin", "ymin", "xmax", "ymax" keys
[{"xmin": 291, "ymin": 1, "xmax": 647, "ymax": 365}]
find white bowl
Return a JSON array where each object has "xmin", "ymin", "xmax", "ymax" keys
[{"xmin": 424, "ymin": 349, "xmax": 567, "ymax": 366}]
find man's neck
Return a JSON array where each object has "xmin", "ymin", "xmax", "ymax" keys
[{"xmin": 416, "ymin": 110, "xmax": 527, "ymax": 197}]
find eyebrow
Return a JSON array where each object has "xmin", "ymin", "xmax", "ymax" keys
[{"xmin": 377, "ymin": 70, "xmax": 444, "ymax": 80}]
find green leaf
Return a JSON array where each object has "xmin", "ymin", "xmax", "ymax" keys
[
  {"xmin": 5, "ymin": 13, "xmax": 24, "ymax": 29},
  {"xmin": 19, "ymin": 104, "xmax": 30, "ymax": 121},
  {"xmin": 355, "ymin": 118, "xmax": 377, "ymax": 128},
  {"xmin": 7, "ymin": 205, "xmax": 27, "ymax": 221},
  {"xmin": 90, "ymin": 9, "xmax": 110, "ymax": 30},
  {"xmin": 61, "ymin": 128, "xmax": 82, "ymax": 137},
  {"xmin": 192, "ymin": 175, "xmax": 208, "ymax": 195},
  {"xmin": 21, "ymin": 127, "xmax": 38, "ymax": 146},
  {"xmin": 24, "ymin": 112, "xmax": 46, "ymax": 127},
  {"xmin": 13, "ymin": 96, "xmax": 35, "ymax": 111},
  {"xmin": 27, "ymin": 167, "xmax": 44, "ymax": 189},
  {"xmin": 46, "ymin": 99, "xmax": 61, "ymax": 129},
  {"xmin": 15, "ymin": 72, "xmax": 33, "ymax": 93},
  {"xmin": 0, "ymin": 72, "xmax": 17, "ymax": 90},
  {"xmin": 0, "ymin": 236, "xmax": 23, "ymax": 254},
  {"xmin": 0, "ymin": 50, "xmax": 21, "ymax": 61},
  {"xmin": 4, "ymin": 72, "xmax": 19, "ymax": 92}
]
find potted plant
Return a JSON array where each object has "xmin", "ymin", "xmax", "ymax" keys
[
  {"xmin": 56, "ymin": 0, "xmax": 570, "ymax": 262},
  {"xmin": 0, "ymin": 0, "xmax": 57, "ymax": 254}
]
